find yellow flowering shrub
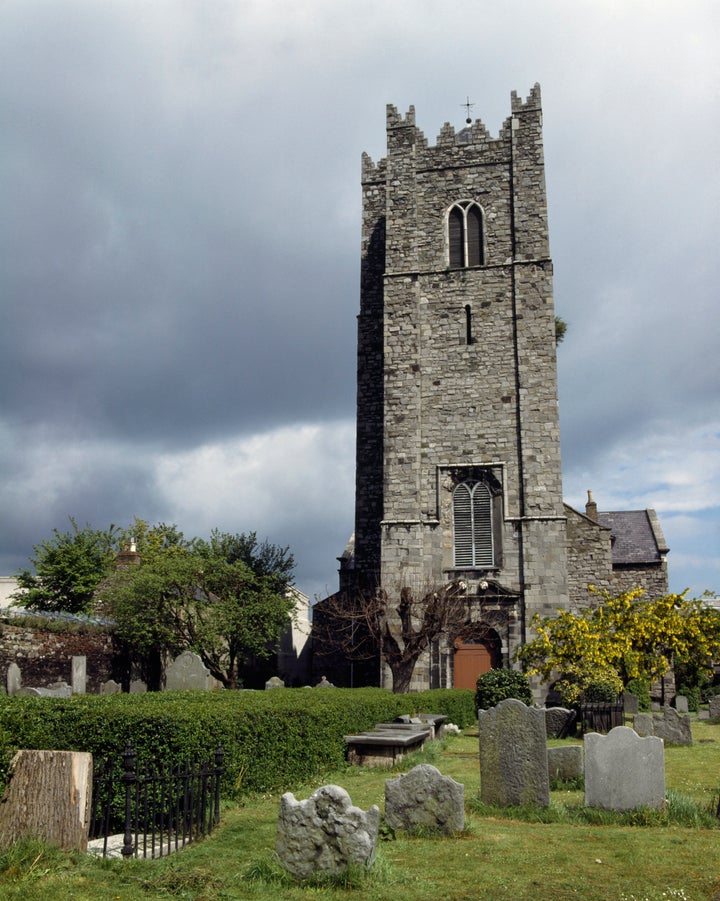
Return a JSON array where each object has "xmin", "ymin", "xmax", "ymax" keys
[{"xmin": 516, "ymin": 588, "xmax": 720, "ymax": 698}]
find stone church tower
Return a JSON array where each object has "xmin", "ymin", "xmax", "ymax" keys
[
  {"xmin": 339, "ymin": 84, "xmax": 569, "ymax": 690},
  {"xmin": 323, "ymin": 84, "xmax": 668, "ymax": 691}
]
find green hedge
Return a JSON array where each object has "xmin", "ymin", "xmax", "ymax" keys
[{"xmin": 0, "ymin": 688, "xmax": 474, "ymax": 798}]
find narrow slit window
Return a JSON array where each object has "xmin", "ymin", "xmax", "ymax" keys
[{"xmin": 465, "ymin": 305, "xmax": 473, "ymax": 345}]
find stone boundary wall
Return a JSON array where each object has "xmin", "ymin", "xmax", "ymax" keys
[{"xmin": 0, "ymin": 622, "xmax": 117, "ymax": 694}]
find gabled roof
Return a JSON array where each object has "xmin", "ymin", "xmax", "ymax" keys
[{"xmin": 597, "ymin": 509, "xmax": 669, "ymax": 566}]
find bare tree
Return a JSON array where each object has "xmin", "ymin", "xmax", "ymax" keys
[{"xmin": 314, "ymin": 580, "xmax": 468, "ymax": 693}]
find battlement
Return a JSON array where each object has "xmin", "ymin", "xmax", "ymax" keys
[
  {"xmin": 386, "ymin": 103, "xmax": 416, "ymax": 129},
  {"xmin": 361, "ymin": 151, "xmax": 387, "ymax": 183},
  {"xmin": 511, "ymin": 82, "xmax": 542, "ymax": 114},
  {"xmin": 366, "ymin": 86, "xmax": 543, "ymax": 172}
]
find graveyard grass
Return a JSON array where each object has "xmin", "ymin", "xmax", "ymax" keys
[{"xmin": 1, "ymin": 721, "xmax": 719, "ymax": 901}]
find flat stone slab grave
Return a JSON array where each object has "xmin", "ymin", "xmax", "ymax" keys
[{"xmin": 345, "ymin": 727, "xmax": 432, "ymax": 767}]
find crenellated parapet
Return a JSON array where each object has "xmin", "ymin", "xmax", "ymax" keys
[{"xmin": 365, "ymin": 86, "xmax": 544, "ymax": 178}]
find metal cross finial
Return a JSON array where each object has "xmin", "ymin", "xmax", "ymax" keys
[{"xmin": 462, "ymin": 96, "xmax": 474, "ymax": 124}]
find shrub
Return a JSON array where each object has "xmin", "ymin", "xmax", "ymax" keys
[
  {"xmin": 581, "ymin": 672, "xmax": 623, "ymax": 703},
  {"xmin": 0, "ymin": 687, "xmax": 475, "ymax": 799},
  {"xmin": 677, "ymin": 684, "xmax": 700, "ymax": 713},
  {"xmin": 475, "ymin": 668, "xmax": 532, "ymax": 711},
  {"xmin": 624, "ymin": 678, "xmax": 651, "ymax": 712}
]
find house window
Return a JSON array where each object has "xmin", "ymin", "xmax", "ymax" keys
[
  {"xmin": 453, "ymin": 481, "xmax": 494, "ymax": 567},
  {"xmin": 448, "ymin": 202, "xmax": 484, "ymax": 268}
]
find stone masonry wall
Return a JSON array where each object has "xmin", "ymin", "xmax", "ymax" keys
[{"xmin": 0, "ymin": 623, "xmax": 117, "ymax": 693}]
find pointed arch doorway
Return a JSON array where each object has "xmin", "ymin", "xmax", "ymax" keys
[{"xmin": 453, "ymin": 631, "xmax": 501, "ymax": 690}]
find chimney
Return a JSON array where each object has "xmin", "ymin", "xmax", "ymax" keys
[
  {"xmin": 115, "ymin": 537, "xmax": 141, "ymax": 569},
  {"xmin": 585, "ymin": 490, "xmax": 598, "ymax": 521}
]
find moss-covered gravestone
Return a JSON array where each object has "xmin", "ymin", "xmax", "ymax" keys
[{"xmin": 478, "ymin": 698, "xmax": 549, "ymax": 807}]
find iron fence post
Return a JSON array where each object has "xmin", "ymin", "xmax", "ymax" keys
[{"xmin": 121, "ymin": 742, "xmax": 137, "ymax": 859}]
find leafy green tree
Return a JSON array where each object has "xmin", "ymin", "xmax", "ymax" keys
[
  {"xmin": 12, "ymin": 518, "xmax": 119, "ymax": 614},
  {"xmin": 103, "ymin": 531, "xmax": 296, "ymax": 689},
  {"xmin": 516, "ymin": 587, "xmax": 720, "ymax": 702},
  {"xmin": 195, "ymin": 529, "xmax": 294, "ymax": 592}
]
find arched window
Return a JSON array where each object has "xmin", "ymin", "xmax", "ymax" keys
[
  {"xmin": 448, "ymin": 202, "xmax": 484, "ymax": 268},
  {"xmin": 453, "ymin": 481, "xmax": 494, "ymax": 567}
]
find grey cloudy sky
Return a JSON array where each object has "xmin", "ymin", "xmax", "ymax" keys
[{"xmin": 2, "ymin": 0, "xmax": 718, "ymax": 601}]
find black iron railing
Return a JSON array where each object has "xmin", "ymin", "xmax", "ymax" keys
[{"xmin": 90, "ymin": 743, "xmax": 224, "ymax": 858}]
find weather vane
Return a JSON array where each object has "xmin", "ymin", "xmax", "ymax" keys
[{"xmin": 462, "ymin": 96, "xmax": 474, "ymax": 124}]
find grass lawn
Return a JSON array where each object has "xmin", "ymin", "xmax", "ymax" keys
[{"xmin": 1, "ymin": 720, "xmax": 719, "ymax": 901}]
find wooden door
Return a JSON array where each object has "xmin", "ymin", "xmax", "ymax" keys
[{"xmin": 453, "ymin": 639, "xmax": 498, "ymax": 690}]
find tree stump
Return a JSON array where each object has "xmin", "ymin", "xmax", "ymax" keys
[{"xmin": 0, "ymin": 750, "xmax": 93, "ymax": 851}]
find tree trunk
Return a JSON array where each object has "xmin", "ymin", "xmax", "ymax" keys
[
  {"xmin": 390, "ymin": 657, "xmax": 420, "ymax": 693},
  {"xmin": 0, "ymin": 750, "xmax": 93, "ymax": 851}
]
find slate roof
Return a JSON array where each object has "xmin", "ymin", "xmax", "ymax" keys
[{"xmin": 597, "ymin": 509, "xmax": 669, "ymax": 566}]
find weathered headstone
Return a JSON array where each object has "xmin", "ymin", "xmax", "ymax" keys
[
  {"xmin": 653, "ymin": 707, "xmax": 692, "ymax": 746},
  {"xmin": 633, "ymin": 713, "xmax": 654, "ymax": 737},
  {"xmin": 265, "ymin": 676, "xmax": 285, "ymax": 689},
  {"xmin": 0, "ymin": 750, "xmax": 93, "ymax": 851},
  {"xmin": 275, "ymin": 785, "xmax": 379, "ymax": 880},
  {"xmin": 709, "ymin": 696, "xmax": 720, "ymax": 720},
  {"xmin": 315, "ymin": 676, "xmax": 334, "ymax": 688},
  {"xmin": 6, "ymin": 663, "xmax": 21, "ymax": 697},
  {"xmin": 674, "ymin": 695, "xmax": 689, "ymax": 714},
  {"xmin": 478, "ymin": 698, "xmax": 550, "ymax": 807},
  {"xmin": 623, "ymin": 692, "xmax": 639, "ymax": 715},
  {"xmin": 129, "ymin": 679, "xmax": 147, "ymax": 694},
  {"xmin": 165, "ymin": 651, "xmax": 213, "ymax": 691},
  {"xmin": 547, "ymin": 745, "xmax": 583, "ymax": 781},
  {"xmin": 384, "ymin": 764, "xmax": 464, "ymax": 834},
  {"xmin": 544, "ymin": 707, "xmax": 576, "ymax": 738},
  {"xmin": 71, "ymin": 656, "xmax": 87, "ymax": 695},
  {"xmin": 584, "ymin": 726, "xmax": 665, "ymax": 811},
  {"xmin": 100, "ymin": 679, "xmax": 122, "ymax": 695}
]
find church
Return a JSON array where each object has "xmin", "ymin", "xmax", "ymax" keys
[{"xmin": 316, "ymin": 85, "xmax": 668, "ymax": 695}]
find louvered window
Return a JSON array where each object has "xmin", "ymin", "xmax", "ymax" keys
[
  {"xmin": 448, "ymin": 202, "xmax": 484, "ymax": 269},
  {"xmin": 453, "ymin": 481, "xmax": 494, "ymax": 567}
]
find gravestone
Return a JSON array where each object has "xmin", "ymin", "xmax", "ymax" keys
[
  {"xmin": 633, "ymin": 713, "xmax": 654, "ymax": 737},
  {"xmin": 0, "ymin": 750, "xmax": 93, "ymax": 851},
  {"xmin": 275, "ymin": 785, "xmax": 379, "ymax": 880},
  {"xmin": 478, "ymin": 698, "xmax": 549, "ymax": 807},
  {"xmin": 674, "ymin": 695, "xmax": 689, "ymax": 714},
  {"xmin": 623, "ymin": 692, "xmax": 639, "ymax": 715},
  {"xmin": 653, "ymin": 707, "xmax": 692, "ymax": 746},
  {"xmin": 165, "ymin": 651, "xmax": 213, "ymax": 691},
  {"xmin": 547, "ymin": 746, "xmax": 583, "ymax": 781},
  {"xmin": 100, "ymin": 679, "xmax": 122, "ymax": 695},
  {"xmin": 544, "ymin": 707, "xmax": 576, "ymax": 738},
  {"xmin": 129, "ymin": 679, "xmax": 147, "ymax": 694},
  {"xmin": 265, "ymin": 676, "xmax": 285, "ymax": 689},
  {"xmin": 71, "ymin": 656, "xmax": 86, "ymax": 695},
  {"xmin": 6, "ymin": 663, "xmax": 21, "ymax": 697},
  {"xmin": 709, "ymin": 696, "xmax": 720, "ymax": 720},
  {"xmin": 384, "ymin": 764, "xmax": 464, "ymax": 834},
  {"xmin": 315, "ymin": 676, "xmax": 334, "ymax": 688},
  {"xmin": 584, "ymin": 725, "xmax": 665, "ymax": 811}
]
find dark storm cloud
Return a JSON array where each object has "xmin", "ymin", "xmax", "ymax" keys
[{"xmin": 1, "ymin": 0, "xmax": 718, "ymax": 599}]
